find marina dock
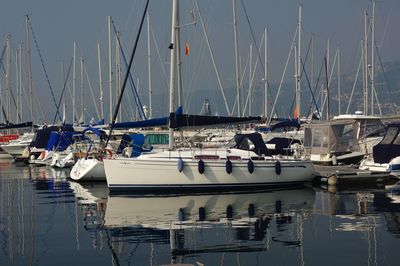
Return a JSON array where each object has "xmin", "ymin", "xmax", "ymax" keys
[{"xmin": 314, "ymin": 165, "xmax": 391, "ymax": 185}]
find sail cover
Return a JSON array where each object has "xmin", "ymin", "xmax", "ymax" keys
[{"xmin": 169, "ymin": 113, "xmax": 262, "ymax": 129}]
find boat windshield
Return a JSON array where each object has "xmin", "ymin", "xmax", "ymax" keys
[{"xmin": 358, "ymin": 119, "xmax": 385, "ymax": 138}]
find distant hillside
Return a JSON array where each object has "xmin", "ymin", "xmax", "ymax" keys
[{"xmin": 149, "ymin": 60, "xmax": 400, "ymax": 118}]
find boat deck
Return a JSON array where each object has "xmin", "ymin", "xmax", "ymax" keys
[{"xmin": 314, "ymin": 165, "xmax": 392, "ymax": 185}]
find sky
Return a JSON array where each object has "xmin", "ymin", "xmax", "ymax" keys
[{"xmin": 0, "ymin": 0, "xmax": 399, "ymax": 123}]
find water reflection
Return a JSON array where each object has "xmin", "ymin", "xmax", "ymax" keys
[
  {"xmin": 68, "ymin": 182, "xmax": 315, "ymax": 265},
  {"xmin": 2, "ymin": 164, "xmax": 400, "ymax": 265}
]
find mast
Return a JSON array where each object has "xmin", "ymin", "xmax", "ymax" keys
[
  {"xmin": 326, "ymin": 39, "xmax": 330, "ymax": 120},
  {"xmin": 6, "ymin": 34, "xmax": 11, "ymax": 123},
  {"xmin": 337, "ymin": 48, "xmax": 341, "ymax": 115},
  {"xmin": 232, "ymin": 0, "xmax": 241, "ymax": 117},
  {"xmin": 168, "ymin": 0, "xmax": 178, "ymax": 150},
  {"xmin": 62, "ymin": 62, "xmax": 66, "ymax": 123},
  {"xmin": 364, "ymin": 9, "xmax": 368, "ymax": 115},
  {"xmin": 15, "ymin": 47, "xmax": 19, "ymax": 123},
  {"xmin": 108, "ymin": 16, "xmax": 113, "ymax": 123},
  {"xmin": 176, "ymin": 0, "xmax": 184, "ymax": 109},
  {"xmin": 25, "ymin": 15, "xmax": 33, "ymax": 124},
  {"xmin": 80, "ymin": 56, "xmax": 84, "ymax": 124},
  {"xmin": 115, "ymin": 32, "xmax": 122, "ymax": 122},
  {"xmin": 147, "ymin": 12, "xmax": 152, "ymax": 118},
  {"xmin": 264, "ymin": 27, "xmax": 268, "ymax": 119},
  {"xmin": 248, "ymin": 44, "xmax": 252, "ymax": 116},
  {"xmin": 97, "ymin": 43, "xmax": 104, "ymax": 120},
  {"xmin": 73, "ymin": 42, "xmax": 76, "ymax": 123},
  {"xmin": 371, "ymin": 1, "xmax": 375, "ymax": 115},
  {"xmin": 295, "ymin": 5, "xmax": 302, "ymax": 119}
]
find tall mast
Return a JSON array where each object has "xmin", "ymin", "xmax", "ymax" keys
[
  {"xmin": 264, "ymin": 27, "xmax": 268, "ymax": 119},
  {"xmin": 6, "ymin": 34, "xmax": 11, "ymax": 123},
  {"xmin": 168, "ymin": 0, "xmax": 178, "ymax": 150},
  {"xmin": 62, "ymin": 62, "xmax": 66, "ymax": 123},
  {"xmin": 25, "ymin": 15, "xmax": 33, "ymax": 124},
  {"xmin": 248, "ymin": 44, "xmax": 252, "ymax": 116},
  {"xmin": 108, "ymin": 16, "xmax": 113, "ymax": 123},
  {"xmin": 326, "ymin": 39, "xmax": 330, "ymax": 120},
  {"xmin": 371, "ymin": 1, "xmax": 376, "ymax": 116},
  {"xmin": 115, "ymin": 32, "xmax": 121, "ymax": 122},
  {"xmin": 295, "ymin": 5, "xmax": 302, "ymax": 119},
  {"xmin": 232, "ymin": 0, "xmax": 241, "ymax": 117},
  {"xmin": 73, "ymin": 42, "xmax": 76, "ymax": 123},
  {"xmin": 176, "ymin": 0, "xmax": 184, "ymax": 109},
  {"xmin": 15, "ymin": 47, "xmax": 19, "ymax": 123},
  {"xmin": 337, "ymin": 48, "xmax": 341, "ymax": 115},
  {"xmin": 364, "ymin": 10, "xmax": 368, "ymax": 115},
  {"xmin": 19, "ymin": 44, "xmax": 22, "ymax": 123},
  {"xmin": 147, "ymin": 12, "xmax": 152, "ymax": 118},
  {"xmin": 80, "ymin": 56, "xmax": 84, "ymax": 124},
  {"xmin": 97, "ymin": 43, "xmax": 104, "ymax": 120}
]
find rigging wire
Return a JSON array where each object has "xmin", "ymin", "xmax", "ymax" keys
[
  {"xmin": 52, "ymin": 58, "xmax": 73, "ymax": 124},
  {"xmin": 111, "ymin": 20, "xmax": 146, "ymax": 121},
  {"xmin": 106, "ymin": 0, "xmax": 150, "ymax": 147},
  {"xmin": 27, "ymin": 15, "xmax": 62, "ymax": 122}
]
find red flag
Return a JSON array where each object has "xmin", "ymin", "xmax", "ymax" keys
[
  {"xmin": 185, "ymin": 42, "xmax": 190, "ymax": 56},
  {"xmin": 293, "ymin": 107, "xmax": 299, "ymax": 119}
]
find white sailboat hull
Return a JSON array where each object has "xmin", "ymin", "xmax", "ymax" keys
[
  {"xmin": 104, "ymin": 155, "xmax": 315, "ymax": 191},
  {"xmin": 70, "ymin": 158, "xmax": 105, "ymax": 181}
]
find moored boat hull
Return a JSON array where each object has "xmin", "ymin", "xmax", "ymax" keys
[
  {"xmin": 70, "ymin": 158, "xmax": 105, "ymax": 181},
  {"xmin": 104, "ymin": 156, "xmax": 315, "ymax": 192}
]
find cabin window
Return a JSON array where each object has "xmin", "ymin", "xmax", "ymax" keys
[{"xmin": 381, "ymin": 127, "xmax": 399, "ymax": 144}]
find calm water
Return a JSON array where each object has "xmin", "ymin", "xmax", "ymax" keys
[{"xmin": 1, "ymin": 160, "xmax": 400, "ymax": 265}]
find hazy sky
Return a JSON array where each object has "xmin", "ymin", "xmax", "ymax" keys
[{"xmin": 1, "ymin": 0, "xmax": 399, "ymax": 122}]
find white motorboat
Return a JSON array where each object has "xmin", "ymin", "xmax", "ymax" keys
[
  {"xmin": 303, "ymin": 116, "xmax": 385, "ymax": 165},
  {"xmin": 359, "ymin": 123, "xmax": 400, "ymax": 178},
  {"xmin": 0, "ymin": 132, "xmax": 34, "ymax": 158}
]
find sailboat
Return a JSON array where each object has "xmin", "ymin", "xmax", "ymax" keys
[{"xmin": 103, "ymin": 0, "xmax": 316, "ymax": 192}]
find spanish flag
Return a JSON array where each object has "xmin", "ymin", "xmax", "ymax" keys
[{"xmin": 185, "ymin": 42, "xmax": 190, "ymax": 56}]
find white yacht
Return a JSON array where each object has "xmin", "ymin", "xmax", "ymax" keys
[{"xmin": 0, "ymin": 132, "xmax": 34, "ymax": 158}]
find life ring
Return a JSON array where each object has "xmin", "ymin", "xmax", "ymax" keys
[
  {"xmin": 198, "ymin": 159, "xmax": 205, "ymax": 174},
  {"xmin": 177, "ymin": 157, "xmax": 184, "ymax": 172},
  {"xmin": 275, "ymin": 160, "xmax": 281, "ymax": 175},
  {"xmin": 226, "ymin": 159, "xmax": 232, "ymax": 174},
  {"xmin": 247, "ymin": 160, "xmax": 254, "ymax": 174}
]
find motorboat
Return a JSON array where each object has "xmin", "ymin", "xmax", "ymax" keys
[{"xmin": 359, "ymin": 123, "xmax": 400, "ymax": 178}]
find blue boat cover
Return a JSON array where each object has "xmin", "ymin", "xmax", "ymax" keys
[
  {"xmin": 116, "ymin": 133, "xmax": 150, "ymax": 157},
  {"xmin": 30, "ymin": 125, "xmax": 74, "ymax": 148},
  {"xmin": 112, "ymin": 117, "xmax": 169, "ymax": 129},
  {"xmin": 45, "ymin": 131, "xmax": 74, "ymax": 151}
]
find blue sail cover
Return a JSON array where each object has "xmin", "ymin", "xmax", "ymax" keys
[
  {"xmin": 111, "ymin": 106, "xmax": 183, "ymax": 129},
  {"xmin": 270, "ymin": 119, "xmax": 300, "ymax": 131},
  {"xmin": 45, "ymin": 131, "xmax": 74, "ymax": 151},
  {"xmin": 112, "ymin": 117, "xmax": 169, "ymax": 129},
  {"xmin": 169, "ymin": 113, "xmax": 262, "ymax": 129},
  {"xmin": 30, "ymin": 125, "xmax": 74, "ymax": 148}
]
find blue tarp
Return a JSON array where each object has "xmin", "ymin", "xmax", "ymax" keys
[
  {"xmin": 116, "ymin": 133, "xmax": 150, "ymax": 157},
  {"xmin": 45, "ymin": 131, "xmax": 74, "ymax": 151}
]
